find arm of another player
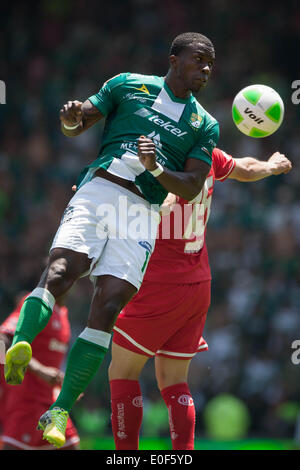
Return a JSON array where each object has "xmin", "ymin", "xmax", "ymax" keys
[
  {"xmin": 59, "ymin": 99, "xmax": 104, "ymax": 137},
  {"xmin": 138, "ymin": 136, "xmax": 211, "ymax": 201},
  {"xmin": 160, "ymin": 192, "xmax": 177, "ymax": 216},
  {"xmin": 228, "ymin": 152, "xmax": 292, "ymax": 182}
]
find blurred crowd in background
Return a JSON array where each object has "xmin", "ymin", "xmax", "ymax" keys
[{"xmin": 1, "ymin": 0, "xmax": 300, "ymax": 445}]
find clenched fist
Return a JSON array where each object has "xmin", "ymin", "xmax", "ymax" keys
[
  {"xmin": 138, "ymin": 135, "xmax": 157, "ymax": 171},
  {"xmin": 60, "ymin": 100, "xmax": 83, "ymax": 127},
  {"xmin": 268, "ymin": 152, "xmax": 292, "ymax": 175}
]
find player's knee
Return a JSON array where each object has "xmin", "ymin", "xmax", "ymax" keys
[
  {"xmin": 108, "ymin": 359, "xmax": 127, "ymax": 380},
  {"xmin": 43, "ymin": 259, "xmax": 76, "ymax": 294},
  {"xmin": 108, "ymin": 358, "xmax": 142, "ymax": 381},
  {"xmin": 156, "ymin": 368, "xmax": 186, "ymax": 391},
  {"xmin": 155, "ymin": 368, "xmax": 168, "ymax": 390},
  {"xmin": 89, "ymin": 298, "xmax": 122, "ymax": 331}
]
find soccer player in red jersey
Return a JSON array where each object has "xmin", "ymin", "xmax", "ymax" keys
[
  {"xmin": 0, "ymin": 294, "xmax": 80, "ymax": 450},
  {"xmin": 108, "ymin": 148, "xmax": 292, "ymax": 450}
]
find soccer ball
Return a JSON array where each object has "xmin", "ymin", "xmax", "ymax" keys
[{"xmin": 232, "ymin": 84, "xmax": 284, "ymax": 138}]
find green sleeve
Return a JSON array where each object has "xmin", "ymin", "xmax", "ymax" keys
[
  {"xmin": 187, "ymin": 120, "xmax": 220, "ymax": 167},
  {"xmin": 88, "ymin": 72, "xmax": 129, "ymax": 116}
]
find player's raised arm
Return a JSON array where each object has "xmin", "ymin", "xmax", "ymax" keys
[
  {"xmin": 138, "ymin": 136, "xmax": 211, "ymax": 201},
  {"xmin": 60, "ymin": 99, "xmax": 104, "ymax": 137},
  {"xmin": 228, "ymin": 151, "xmax": 292, "ymax": 182}
]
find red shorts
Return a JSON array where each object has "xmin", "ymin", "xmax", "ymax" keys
[
  {"xmin": 1, "ymin": 386, "xmax": 80, "ymax": 450},
  {"xmin": 113, "ymin": 280, "xmax": 211, "ymax": 360}
]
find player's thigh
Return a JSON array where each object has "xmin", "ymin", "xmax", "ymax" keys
[
  {"xmin": 109, "ymin": 342, "xmax": 149, "ymax": 380},
  {"xmin": 155, "ymin": 355, "xmax": 192, "ymax": 390},
  {"xmin": 90, "ymin": 194, "xmax": 160, "ymax": 294},
  {"xmin": 48, "ymin": 178, "xmax": 116, "ymax": 288},
  {"xmin": 88, "ymin": 275, "xmax": 138, "ymax": 331}
]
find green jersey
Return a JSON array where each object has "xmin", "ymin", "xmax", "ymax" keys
[{"xmin": 77, "ymin": 72, "xmax": 219, "ymax": 205}]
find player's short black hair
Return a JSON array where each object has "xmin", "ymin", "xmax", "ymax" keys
[{"xmin": 170, "ymin": 32, "xmax": 214, "ymax": 56}]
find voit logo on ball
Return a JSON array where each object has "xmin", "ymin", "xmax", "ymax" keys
[{"xmin": 232, "ymin": 84, "xmax": 284, "ymax": 138}]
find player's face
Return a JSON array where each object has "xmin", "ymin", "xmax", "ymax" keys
[{"xmin": 172, "ymin": 42, "xmax": 215, "ymax": 93}]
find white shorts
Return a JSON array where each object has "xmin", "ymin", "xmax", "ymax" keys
[{"xmin": 50, "ymin": 177, "xmax": 160, "ymax": 290}]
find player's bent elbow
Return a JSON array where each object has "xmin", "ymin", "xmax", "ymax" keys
[
  {"xmin": 186, "ymin": 178, "xmax": 206, "ymax": 200},
  {"xmin": 178, "ymin": 188, "xmax": 201, "ymax": 201}
]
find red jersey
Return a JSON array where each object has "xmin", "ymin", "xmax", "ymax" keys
[
  {"xmin": 0, "ymin": 295, "xmax": 71, "ymax": 407},
  {"xmin": 144, "ymin": 148, "xmax": 236, "ymax": 284}
]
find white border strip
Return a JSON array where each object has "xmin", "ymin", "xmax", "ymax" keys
[
  {"xmin": 156, "ymin": 349, "xmax": 196, "ymax": 358},
  {"xmin": 29, "ymin": 287, "xmax": 55, "ymax": 311},
  {"xmin": 151, "ymin": 87, "xmax": 186, "ymax": 122},
  {"xmin": 215, "ymin": 159, "xmax": 236, "ymax": 181},
  {"xmin": 113, "ymin": 326, "xmax": 155, "ymax": 356},
  {"xmin": 79, "ymin": 327, "xmax": 111, "ymax": 349},
  {"xmin": 198, "ymin": 343, "xmax": 208, "ymax": 350}
]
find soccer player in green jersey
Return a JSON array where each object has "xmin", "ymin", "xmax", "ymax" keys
[{"xmin": 5, "ymin": 32, "xmax": 219, "ymax": 448}]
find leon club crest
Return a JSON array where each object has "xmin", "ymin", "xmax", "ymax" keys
[{"xmin": 189, "ymin": 112, "xmax": 202, "ymax": 129}]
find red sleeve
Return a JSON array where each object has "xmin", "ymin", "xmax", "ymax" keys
[
  {"xmin": 0, "ymin": 294, "xmax": 29, "ymax": 337},
  {"xmin": 212, "ymin": 148, "xmax": 236, "ymax": 181}
]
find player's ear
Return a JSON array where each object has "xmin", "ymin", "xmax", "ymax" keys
[{"xmin": 169, "ymin": 54, "xmax": 179, "ymax": 69}]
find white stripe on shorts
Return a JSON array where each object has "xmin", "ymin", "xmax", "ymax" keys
[
  {"xmin": 156, "ymin": 349, "xmax": 197, "ymax": 358},
  {"xmin": 113, "ymin": 326, "xmax": 155, "ymax": 356}
]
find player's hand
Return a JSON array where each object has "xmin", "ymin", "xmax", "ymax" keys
[
  {"xmin": 37, "ymin": 366, "xmax": 64, "ymax": 386},
  {"xmin": 160, "ymin": 193, "xmax": 177, "ymax": 216},
  {"xmin": 268, "ymin": 152, "xmax": 292, "ymax": 175},
  {"xmin": 60, "ymin": 100, "xmax": 83, "ymax": 127},
  {"xmin": 138, "ymin": 135, "xmax": 157, "ymax": 171}
]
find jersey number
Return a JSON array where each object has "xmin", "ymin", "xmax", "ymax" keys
[{"xmin": 183, "ymin": 175, "xmax": 213, "ymax": 253}]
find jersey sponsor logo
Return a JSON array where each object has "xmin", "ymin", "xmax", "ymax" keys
[
  {"xmin": 120, "ymin": 141, "xmax": 138, "ymax": 153},
  {"xmin": 136, "ymin": 84, "xmax": 150, "ymax": 95},
  {"xmin": 147, "ymin": 131, "xmax": 162, "ymax": 149},
  {"xmin": 132, "ymin": 396, "xmax": 143, "ymax": 407},
  {"xmin": 124, "ymin": 92, "xmax": 147, "ymax": 104},
  {"xmin": 140, "ymin": 241, "xmax": 152, "ymax": 273},
  {"xmin": 168, "ymin": 405, "xmax": 178, "ymax": 439},
  {"xmin": 22, "ymin": 433, "xmax": 32, "ymax": 443},
  {"xmin": 49, "ymin": 338, "xmax": 68, "ymax": 353},
  {"xmin": 60, "ymin": 205, "xmax": 74, "ymax": 225},
  {"xmin": 134, "ymin": 108, "xmax": 187, "ymax": 137},
  {"xmin": 117, "ymin": 402, "xmax": 127, "ymax": 439},
  {"xmin": 178, "ymin": 394, "xmax": 194, "ymax": 406},
  {"xmin": 189, "ymin": 112, "xmax": 202, "ymax": 129},
  {"xmin": 135, "ymin": 107, "xmax": 152, "ymax": 118},
  {"xmin": 52, "ymin": 319, "xmax": 62, "ymax": 330},
  {"xmin": 138, "ymin": 240, "xmax": 152, "ymax": 252}
]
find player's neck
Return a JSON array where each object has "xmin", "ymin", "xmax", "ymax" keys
[{"xmin": 164, "ymin": 71, "xmax": 191, "ymax": 99}]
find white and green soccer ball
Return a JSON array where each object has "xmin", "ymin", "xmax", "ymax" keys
[{"xmin": 232, "ymin": 84, "xmax": 284, "ymax": 138}]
